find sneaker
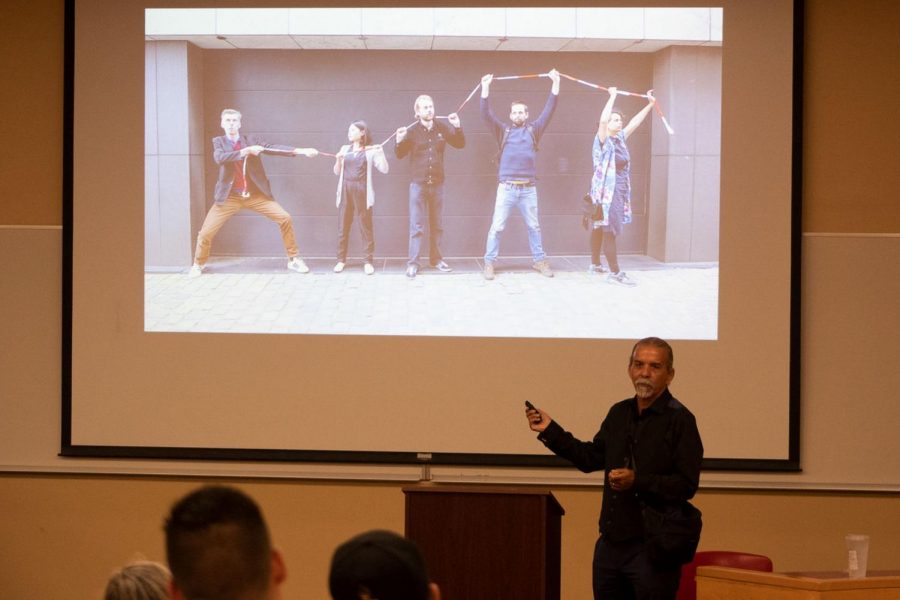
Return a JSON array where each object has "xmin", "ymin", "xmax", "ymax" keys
[
  {"xmin": 589, "ymin": 263, "xmax": 609, "ymax": 274},
  {"xmin": 188, "ymin": 263, "xmax": 203, "ymax": 278},
  {"xmin": 333, "ymin": 261, "xmax": 345, "ymax": 273},
  {"xmin": 532, "ymin": 260, "xmax": 554, "ymax": 278},
  {"xmin": 607, "ymin": 271, "xmax": 637, "ymax": 287},
  {"xmin": 288, "ymin": 257, "xmax": 310, "ymax": 273},
  {"xmin": 483, "ymin": 262, "xmax": 495, "ymax": 280},
  {"xmin": 406, "ymin": 265, "xmax": 418, "ymax": 279},
  {"xmin": 364, "ymin": 263, "xmax": 375, "ymax": 275},
  {"xmin": 432, "ymin": 260, "xmax": 452, "ymax": 273}
]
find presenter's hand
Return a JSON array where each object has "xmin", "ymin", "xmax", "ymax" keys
[
  {"xmin": 247, "ymin": 145, "xmax": 265, "ymax": 156},
  {"xmin": 526, "ymin": 406, "xmax": 551, "ymax": 433},
  {"xmin": 608, "ymin": 468, "xmax": 635, "ymax": 492},
  {"xmin": 646, "ymin": 89, "xmax": 656, "ymax": 105},
  {"xmin": 547, "ymin": 68, "xmax": 560, "ymax": 84},
  {"xmin": 395, "ymin": 127, "xmax": 407, "ymax": 143},
  {"xmin": 447, "ymin": 113, "xmax": 461, "ymax": 128}
]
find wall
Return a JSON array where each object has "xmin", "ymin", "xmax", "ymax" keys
[
  {"xmin": 145, "ymin": 44, "xmax": 674, "ymax": 263},
  {"xmin": 2, "ymin": 1, "xmax": 900, "ymax": 600},
  {"xmin": 2, "ymin": 476, "xmax": 899, "ymax": 600}
]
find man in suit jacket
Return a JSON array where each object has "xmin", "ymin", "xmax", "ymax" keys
[{"xmin": 190, "ymin": 108, "xmax": 318, "ymax": 277}]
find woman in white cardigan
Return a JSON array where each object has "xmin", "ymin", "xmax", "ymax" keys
[{"xmin": 333, "ymin": 121, "xmax": 389, "ymax": 274}]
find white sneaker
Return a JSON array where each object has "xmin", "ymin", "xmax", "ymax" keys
[
  {"xmin": 188, "ymin": 264, "xmax": 203, "ymax": 278},
  {"xmin": 333, "ymin": 261, "xmax": 345, "ymax": 273},
  {"xmin": 607, "ymin": 271, "xmax": 637, "ymax": 287},
  {"xmin": 364, "ymin": 263, "xmax": 375, "ymax": 275},
  {"xmin": 288, "ymin": 257, "xmax": 310, "ymax": 273}
]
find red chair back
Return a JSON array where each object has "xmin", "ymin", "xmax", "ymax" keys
[{"xmin": 677, "ymin": 550, "xmax": 773, "ymax": 600}]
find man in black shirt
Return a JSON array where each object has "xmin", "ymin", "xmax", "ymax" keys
[
  {"xmin": 526, "ymin": 337, "xmax": 703, "ymax": 600},
  {"xmin": 394, "ymin": 95, "xmax": 466, "ymax": 278}
]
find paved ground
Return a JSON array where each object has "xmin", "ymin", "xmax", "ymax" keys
[{"xmin": 145, "ymin": 255, "xmax": 718, "ymax": 339}]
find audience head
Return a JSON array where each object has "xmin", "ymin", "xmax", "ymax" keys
[
  {"xmin": 103, "ymin": 560, "xmax": 169, "ymax": 600},
  {"xmin": 164, "ymin": 485, "xmax": 285, "ymax": 600},
  {"xmin": 329, "ymin": 530, "xmax": 440, "ymax": 600}
]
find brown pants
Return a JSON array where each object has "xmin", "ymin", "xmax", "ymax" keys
[{"xmin": 193, "ymin": 193, "xmax": 299, "ymax": 266}]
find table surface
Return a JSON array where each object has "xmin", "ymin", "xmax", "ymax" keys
[
  {"xmin": 696, "ymin": 566, "xmax": 900, "ymax": 591},
  {"xmin": 782, "ymin": 571, "xmax": 900, "ymax": 580}
]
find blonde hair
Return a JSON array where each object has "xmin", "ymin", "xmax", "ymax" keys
[
  {"xmin": 104, "ymin": 561, "xmax": 170, "ymax": 600},
  {"xmin": 414, "ymin": 95, "xmax": 433, "ymax": 115}
]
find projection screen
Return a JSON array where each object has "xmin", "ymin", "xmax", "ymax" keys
[{"xmin": 63, "ymin": 0, "xmax": 801, "ymax": 471}]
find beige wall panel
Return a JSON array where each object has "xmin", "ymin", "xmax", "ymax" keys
[
  {"xmin": 0, "ymin": 0, "xmax": 64, "ymax": 226},
  {"xmin": 803, "ymin": 0, "xmax": 900, "ymax": 233}
]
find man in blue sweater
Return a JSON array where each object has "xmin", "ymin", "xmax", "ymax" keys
[{"xmin": 480, "ymin": 68, "xmax": 560, "ymax": 280}]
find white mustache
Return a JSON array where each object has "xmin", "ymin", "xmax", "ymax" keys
[{"xmin": 634, "ymin": 379, "xmax": 654, "ymax": 398}]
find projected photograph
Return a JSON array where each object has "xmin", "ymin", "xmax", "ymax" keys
[{"xmin": 144, "ymin": 7, "xmax": 722, "ymax": 339}]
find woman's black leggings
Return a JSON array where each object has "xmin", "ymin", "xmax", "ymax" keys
[{"xmin": 590, "ymin": 228, "xmax": 619, "ymax": 273}]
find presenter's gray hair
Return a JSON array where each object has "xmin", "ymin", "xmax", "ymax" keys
[{"xmin": 630, "ymin": 337, "xmax": 674, "ymax": 371}]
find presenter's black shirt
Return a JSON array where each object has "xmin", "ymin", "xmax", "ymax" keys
[{"xmin": 538, "ymin": 389, "xmax": 703, "ymax": 542}]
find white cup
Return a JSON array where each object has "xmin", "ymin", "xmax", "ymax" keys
[{"xmin": 845, "ymin": 534, "xmax": 869, "ymax": 578}]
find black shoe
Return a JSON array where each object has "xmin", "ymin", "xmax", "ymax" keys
[
  {"xmin": 432, "ymin": 260, "xmax": 452, "ymax": 273},
  {"xmin": 406, "ymin": 265, "xmax": 418, "ymax": 278}
]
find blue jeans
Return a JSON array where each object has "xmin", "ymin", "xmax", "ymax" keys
[
  {"xmin": 593, "ymin": 537, "xmax": 681, "ymax": 600},
  {"xmin": 408, "ymin": 182, "xmax": 444, "ymax": 267},
  {"xmin": 484, "ymin": 183, "xmax": 546, "ymax": 264}
]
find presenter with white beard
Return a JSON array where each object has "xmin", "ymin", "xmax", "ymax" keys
[{"xmin": 525, "ymin": 337, "xmax": 703, "ymax": 600}]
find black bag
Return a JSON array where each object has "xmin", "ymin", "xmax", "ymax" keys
[
  {"xmin": 581, "ymin": 194, "xmax": 600, "ymax": 230},
  {"xmin": 641, "ymin": 501, "xmax": 703, "ymax": 567}
]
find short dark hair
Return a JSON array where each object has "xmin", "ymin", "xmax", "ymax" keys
[
  {"xmin": 164, "ymin": 485, "xmax": 272, "ymax": 600},
  {"xmin": 630, "ymin": 336, "xmax": 674, "ymax": 371},
  {"xmin": 510, "ymin": 100, "xmax": 528, "ymax": 112},
  {"xmin": 329, "ymin": 530, "xmax": 430, "ymax": 600}
]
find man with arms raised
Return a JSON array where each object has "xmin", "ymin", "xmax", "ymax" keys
[
  {"xmin": 479, "ymin": 68, "xmax": 560, "ymax": 280},
  {"xmin": 526, "ymin": 337, "xmax": 703, "ymax": 599}
]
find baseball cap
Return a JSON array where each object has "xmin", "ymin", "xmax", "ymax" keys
[{"xmin": 329, "ymin": 530, "xmax": 430, "ymax": 600}]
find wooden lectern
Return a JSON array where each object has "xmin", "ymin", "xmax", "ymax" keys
[{"xmin": 403, "ymin": 485, "xmax": 565, "ymax": 600}]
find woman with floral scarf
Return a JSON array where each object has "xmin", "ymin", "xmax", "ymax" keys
[{"xmin": 589, "ymin": 87, "xmax": 656, "ymax": 287}]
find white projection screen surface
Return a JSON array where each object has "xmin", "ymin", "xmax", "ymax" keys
[{"xmin": 64, "ymin": 0, "xmax": 800, "ymax": 470}]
